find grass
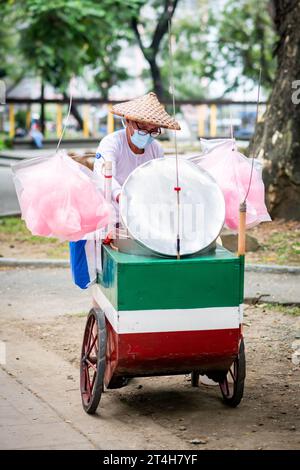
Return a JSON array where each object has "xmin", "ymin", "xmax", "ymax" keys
[
  {"xmin": 262, "ymin": 303, "xmax": 300, "ymax": 317},
  {"xmin": 69, "ymin": 311, "xmax": 88, "ymax": 318},
  {"xmin": 0, "ymin": 216, "xmax": 57, "ymax": 244},
  {"xmin": 247, "ymin": 222, "xmax": 300, "ymax": 266},
  {"xmin": 266, "ymin": 232, "xmax": 300, "ymax": 263},
  {"xmin": 0, "ymin": 133, "xmax": 12, "ymax": 150},
  {"xmin": 0, "ymin": 216, "xmax": 69, "ymax": 259}
]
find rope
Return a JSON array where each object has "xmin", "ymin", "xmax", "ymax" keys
[
  {"xmin": 168, "ymin": 19, "xmax": 181, "ymax": 259},
  {"xmin": 229, "ymin": 107, "xmax": 235, "ymax": 150},
  {"xmin": 243, "ymin": 68, "xmax": 262, "ymax": 203},
  {"xmin": 55, "ymin": 78, "xmax": 74, "ymax": 153}
]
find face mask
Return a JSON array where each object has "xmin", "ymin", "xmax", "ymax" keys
[{"xmin": 130, "ymin": 130, "xmax": 154, "ymax": 149}]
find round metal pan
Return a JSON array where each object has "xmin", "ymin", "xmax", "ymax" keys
[{"xmin": 119, "ymin": 157, "xmax": 225, "ymax": 257}]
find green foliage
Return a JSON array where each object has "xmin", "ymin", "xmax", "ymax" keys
[
  {"xmin": 142, "ymin": 0, "xmax": 277, "ymax": 98},
  {"xmin": 1, "ymin": 0, "xmax": 142, "ymax": 93},
  {"xmin": 160, "ymin": 12, "xmax": 213, "ymax": 99},
  {"xmin": 0, "ymin": 1, "xmax": 25, "ymax": 83},
  {"xmin": 212, "ymin": 0, "xmax": 277, "ymax": 92},
  {"xmin": 15, "ymin": 109, "xmax": 27, "ymax": 129},
  {"xmin": 21, "ymin": 0, "xmax": 142, "ymax": 90},
  {"xmin": 0, "ymin": 0, "xmax": 278, "ymax": 98},
  {"xmin": 0, "ymin": 134, "xmax": 12, "ymax": 149}
]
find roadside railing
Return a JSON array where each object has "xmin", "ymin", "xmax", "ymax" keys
[{"xmin": 1, "ymin": 97, "xmax": 266, "ymax": 143}]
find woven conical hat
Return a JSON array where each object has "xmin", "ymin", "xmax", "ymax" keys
[{"xmin": 111, "ymin": 92, "xmax": 181, "ymax": 130}]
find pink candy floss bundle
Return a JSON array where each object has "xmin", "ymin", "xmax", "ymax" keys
[
  {"xmin": 12, "ymin": 151, "xmax": 112, "ymax": 241},
  {"xmin": 191, "ymin": 140, "xmax": 271, "ymax": 231}
]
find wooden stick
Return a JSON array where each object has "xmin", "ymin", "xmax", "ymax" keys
[
  {"xmin": 103, "ymin": 160, "xmax": 112, "ymax": 239},
  {"xmin": 237, "ymin": 201, "xmax": 247, "ymax": 256}
]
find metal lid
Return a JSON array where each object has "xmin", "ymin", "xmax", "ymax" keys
[{"xmin": 120, "ymin": 157, "xmax": 225, "ymax": 257}]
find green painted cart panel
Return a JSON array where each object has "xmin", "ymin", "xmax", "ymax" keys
[{"xmin": 97, "ymin": 245, "xmax": 244, "ymax": 311}]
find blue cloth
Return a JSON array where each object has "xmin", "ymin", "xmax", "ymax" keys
[{"xmin": 69, "ymin": 240, "xmax": 95, "ymax": 289}]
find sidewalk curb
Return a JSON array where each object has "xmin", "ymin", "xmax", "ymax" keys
[
  {"xmin": 0, "ymin": 257, "xmax": 299, "ymax": 273},
  {"xmin": 0, "ymin": 258, "xmax": 69, "ymax": 268},
  {"xmin": 245, "ymin": 264, "xmax": 300, "ymax": 274}
]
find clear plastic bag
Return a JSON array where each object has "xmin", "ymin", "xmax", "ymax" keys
[
  {"xmin": 12, "ymin": 150, "xmax": 112, "ymax": 241},
  {"xmin": 200, "ymin": 138, "xmax": 234, "ymax": 154},
  {"xmin": 190, "ymin": 140, "xmax": 271, "ymax": 231}
]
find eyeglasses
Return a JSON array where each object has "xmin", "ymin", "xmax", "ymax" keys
[{"xmin": 135, "ymin": 122, "xmax": 161, "ymax": 138}]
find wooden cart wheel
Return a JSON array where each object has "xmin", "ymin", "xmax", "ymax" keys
[
  {"xmin": 80, "ymin": 308, "xmax": 106, "ymax": 414},
  {"xmin": 219, "ymin": 338, "xmax": 246, "ymax": 408}
]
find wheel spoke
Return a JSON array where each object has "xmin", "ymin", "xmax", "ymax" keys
[
  {"xmin": 85, "ymin": 367, "xmax": 91, "ymax": 396},
  {"xmin": 90, "ymin": 371, "xmax": 97, "ymax": 392},
  {"xmin": 86, "ymin": 334, "xmax": 98, "ymax": 357},
  {"xmin": 83, "ymin": 318, "xmax": 93, "ymax": 356},
  {"xmin": 86, "ymin": 316, "xmax": 95, "ymax": 353},
  {"xmin": 234, "ymin": 361, "xmax": 238, "ymax": 380},
  {"xmin": 86, "ymin": 359, "xmax": 97, "ymax": 372},
  {"xmin": 229, "ymin": 367, "xmax": 235, "ymax": 382},
  {"xmin": 226, "ymin": 379, "xmax": 230, "ymax": 396}
]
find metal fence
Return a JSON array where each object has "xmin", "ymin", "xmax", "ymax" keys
[{"xmin": 1, "ymin": 98, "xmax": 266, "ymax": 142}]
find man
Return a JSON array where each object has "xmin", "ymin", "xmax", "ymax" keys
[
  {"xmin": 94, "ymin": 92, "xmax": 180, "ymax": 208},
  {"xmin": 69, "ymin": 93, "xmax": 180, "ymax": 291}
]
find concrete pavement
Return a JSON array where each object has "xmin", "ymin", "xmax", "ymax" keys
[
  {"xmin": 0, "ymin": 368, "xmax": 94, "ymax": 450},
  {"xmin": 0, "ymin": 267, "xmax": 299, "ymax": 315},
  {"xmin": 0, "ymin": 165, "xmax": 20, "ymax": 216},
  {"xmin": 0, "ymin": 267, "xmax": 90, "ymax": 319},
  {"xmin": 0, "ymin": 326, "xmax": 188, "ymax": 450},
  {"xmin": 244, "ymin": 270, "xmax": 300, "ymax": 304}
]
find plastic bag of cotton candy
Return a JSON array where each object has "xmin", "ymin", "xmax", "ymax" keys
[
  {"xmin": 189, "ymin": 139, "xmax": 271, "ymax": 232},
  {"xmin": 12, "ymin": 150, "xmax": 112, "ymax": 241}
]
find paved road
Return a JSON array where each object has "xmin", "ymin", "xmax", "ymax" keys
[
  {"xmin": 0, "ymin": 267, "xmax": 91, "ymax": 318},
  {"xmin": 0, "ymin": 148, "xmax": 96, "ymax": 160},
  {"xmin": 0, "ymin": 267, "xmax": 299, "ymax": 318},
  {"xmin": 244, "ymin": 270, "xmax": 300, "ymax": 304},
  {"xmin": 0, "ymin": 165, "xmax": 20, "ymax": 215}
]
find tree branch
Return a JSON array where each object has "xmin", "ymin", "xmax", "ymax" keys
[
  {"xmin": 150, "ymin": 0, "xmax": 179, "ymax": 55},
  {"xmin": 131, "ymin": 16, "xmax": 146, "ymax": 56}
]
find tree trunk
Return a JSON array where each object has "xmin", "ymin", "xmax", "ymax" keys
[
  {"xmin": 249, "ymin": 0, "xmax": 300, "ymax": 220},
  {"xmin": 131, "ymin": 0, "xmax": 178, "ymax": 99},
  {"xmin": 40, "ymin": 80, "xmax": 45, "ymax": 134},
  {"xmin": 148, "ymin": 58, "xmax": 165, "ymax": 99}
]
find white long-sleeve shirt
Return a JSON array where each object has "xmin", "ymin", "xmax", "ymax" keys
[{"xmin": 94, "ymin": 129, "xmax": 164, "ymax": 203}]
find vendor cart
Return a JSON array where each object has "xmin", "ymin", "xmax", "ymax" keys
[
  {"xmin": 80, "ymin": 244, "xmax": 245, "ymax": 414},
  {"xmin": 79, "ymin": 157, "xmax": 246, "ymax": 414}
]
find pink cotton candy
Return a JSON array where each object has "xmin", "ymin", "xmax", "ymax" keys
[
  {"xmin": 12, "ymin": 150, "xmax": 112, "ymax": 241},
  {"xmin": 194, "ymin": 140, "xmax": 271, "ymax": 232}
]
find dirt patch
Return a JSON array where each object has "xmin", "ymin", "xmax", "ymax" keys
[
  {"xmin": 7, "ymin": 305, "xmax": 300, "ymax": 450},
  {"xmin": 0, "ymin": 217, "xmax": 69, "ymax": 260},
  {"xmin": 247, "ymin": 220, "xmax": 300, "ymax": 265}
]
